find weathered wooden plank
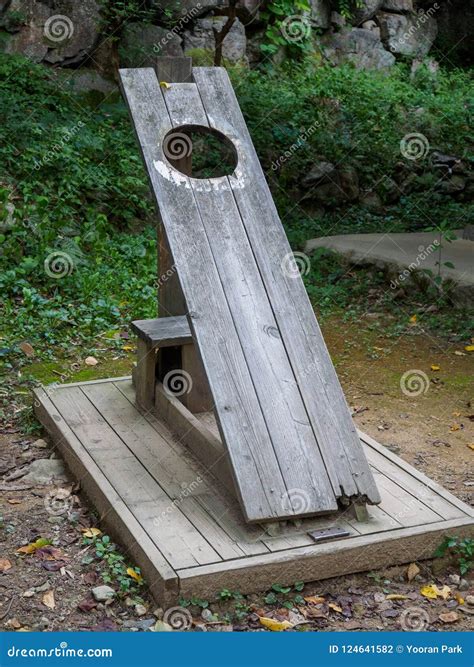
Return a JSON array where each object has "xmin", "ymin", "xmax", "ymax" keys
[
  {"xmin": 163, "ymin": 83, "xmax": 336, "ymax": 515},
  {"xmin": 119, "ymin": 67, "xmax": 299, "ymax": 523},
  {"xmin": 359, "ymin": 430, "xmax": 474, "ymax": 518},
  {"xmin": 49, "ymin": 385, "xmax": 221, "ymax": 568},
  {"xmin": 177, "ymin": 517, "xmax": 474, "ymax": 599},
  {"xmin": 366, "ymin": 445, "xmax": 463, "ymax": 522},
  {"xmin": 132, "ymin": 316, "xmax": 192, "ymax": 348},
  {"xmin": 371, "ymin": 470, "xmax": 441, "ymax": 527},
  {"xmin": 83, "ymin": 381, "xmax": 262, "ymax": 561},
  {"xmin": 193, "ymin": 67, "xmax": 380, "ymax": 506},
  {"xmin": 32, "ymin": 387, "xmax": 179, "ymax": 606},
  {"xmin": 155, "ymin": 56, "xmax": 192, "ymax": 84}
]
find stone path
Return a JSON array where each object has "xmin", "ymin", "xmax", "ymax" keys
[{"xmin": 305, "ymin": 230, "xmax": 473, "ymax": 303}]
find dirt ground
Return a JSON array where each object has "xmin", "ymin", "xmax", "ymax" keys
[{"xmin": 0, "ymin": 314, "xmax": 472, "ymax": 632}]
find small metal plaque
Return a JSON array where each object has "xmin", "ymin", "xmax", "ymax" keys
[{"xmin": 308, "ymin": 527, "xmax": 350, "ymax": 543}]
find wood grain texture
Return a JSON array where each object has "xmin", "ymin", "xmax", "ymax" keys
[
  {"xmin": 32, "ymin": 387, "xmax": 178, "ymax": 606},
  {"xmin": 193, "ymin": 67, "xmax": 380, "ymax": 505},
  {"xmin": 33, "ymin": 378, "xmax": 474, "ymax": 605},
  {"xmin": 132, "ymin": 316, "xmax": 192, "ymax": 348},
  {"xmin": 119, "ymin": 66, "xmax": 380, "ymax": 521}
]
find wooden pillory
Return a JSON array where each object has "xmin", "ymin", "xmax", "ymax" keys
[{"xmin": 34, "ymin": 57, "xmax": 474, "ymax": 605}]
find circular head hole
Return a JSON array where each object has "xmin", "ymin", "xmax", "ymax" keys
[{"xmin": 162, "ymin": 125, "xmax": 238, "ymax": 179}]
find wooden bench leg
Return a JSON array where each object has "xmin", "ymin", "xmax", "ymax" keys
[
  {"xmin": 134, "ymin": 339, "xmax": 157, "ymax": 411},
  {"xmin": 181, "ymin": 344, "xmax": 214, "ymax": 413}
]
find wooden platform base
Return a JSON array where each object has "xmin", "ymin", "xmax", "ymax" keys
[{"xmin": 34, "ymin": 378, "xmax": 474, "ymax": 607}]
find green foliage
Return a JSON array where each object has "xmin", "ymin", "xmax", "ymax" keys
[
  {"xmin": 260, "ymin": 1, "xmax": 312, "ymax": 56},
  {"xmin": 435, "ymin": 536, "xmax": 474, "ymax": 575},
  {"xmin": 232, "ymin": 60, "xmax": 474, "ymax": 242},
  {"xmin": 99, "ymin": 0, "xmax": 154, "ymax": 34},
  {"xmin": 82, "ymin": 533, "xmax": 145, "ymax": 592},
  {"xmin": 0, "ymin": 55, "xmax": 156, "ymax": 367}
]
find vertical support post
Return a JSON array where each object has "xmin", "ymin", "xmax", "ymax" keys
[{"xmin": 154, "ymin": 56, "xmax": 213, "ymax": 414}]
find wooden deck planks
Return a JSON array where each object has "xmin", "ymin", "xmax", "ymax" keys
[
  {"xmin": 34, "ymin": 379, "xmax": 474, "ymax": 604},
  {"xmin": 49, "ymin": 386, "xmax": 220, "ymax": 569}
]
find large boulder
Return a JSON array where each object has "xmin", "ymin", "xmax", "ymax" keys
[
  {"xmin": 381, "ymin": 0, "xmax": 413, "ymax": 12},
  {"xmin": 184, "ymin": 17, "xmax": 247, "ymax": 64},
  {"xmin": 320, "ymin": 28, "xmax": 396, "ymax": 70},
  {"xmin": 119, "ymin": 22, "xmax": 183, "ymax": 68},
  {"xmin": 378, "ymin": 10, "xmax": 438, "ymax": 58},
  {"xmin": 1, "ymin": 0, "xmax": 101, "ymax": 65},
  {"xmin": 310, "ymin": 0, "xmax": 331, "ymax": 29},
  {"xmin": 351, "ymin": 0, "xmax": 384, "ymax": 25},
  {"xmin": 302, "ymin": 161, "xmax": 360, "ymax": 205}
]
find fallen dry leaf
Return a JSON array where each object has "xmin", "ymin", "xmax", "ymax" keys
[
  {"xmin": 409, "ymin": 314, "xmax": 417, "ymax": 324},
  {"xmin": 407, "ymin": 562, "xmax": 420, "ymax": 582},
  {"xmin": 0, "ymin": 558, "xmax": 12, "ymax": 572},
  {"xmin": 6, "ymin": 618, "xmax": 22, "ymax": 630},
  {"xmin": 81, "ymin": 527, "xmax": 102, "ymax": 538},
  {"xmin": 328, "ymin": 603, "xmax": 343, "ymax": 613},
  {"xmin": 450, "ymin": 424, "xmax": 460, "ymax": 432},
  {"xmin": 421, "ymin": 584, "xmax": 451, "ymax": 600},
  {"xmin": 122, "ymin": 345, "xmax": 135, "ymax": 352},
  {"xmin": 455, "ymin": 593, "xmax": 464, "ymax": 605},
  {"xmin": 439, "ymin": 611, "xmax": 458, "ymax": 624},
  {"xmin": 431, "ymin": 364, "xmax": 440, "ymax": 371},
  {"xmin": 19, "ymin": 342, "xmax": 35, "ymax": 357},
  {"xmin": 17, "ymin": 537, "xmax": 51, "ymax": 555},
  {"xmin": 467, "ymin": 444, "xmax": 474, "ymax": 451},
  {"xmin": 7, "ymin": 499, "xmax": 22, "ymax": 505},
  {"xmin": 85, "ymin": 356, "xmax": 98, "ymax": 366},
  {"xmin": 259, "ymin": 616, "xmax": 293, "ymax": 631},
  {"xmin": 465, "ymin": 345, "xmax": 474, "ymax": 352},
  {"xmin": 454, "ymin": 351, "xmax": 466, "ymax": 356},
  {"xmin": 42, "ymin": 590, "xmax": 55, "ymax": 610},
  {"xmin": 304, "ymin": 595, "xmax": 325, "ymax": 605},
  {"xmin": 126, "ymin": 567, "xmax": 143, "ymax": 583}
]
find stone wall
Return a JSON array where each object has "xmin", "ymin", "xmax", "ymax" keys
[{"xmin": 0, "ymin": 0, "xmax": 467, "ymax": 87}]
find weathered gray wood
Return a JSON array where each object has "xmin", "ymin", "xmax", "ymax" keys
[
  {"xmin": 48, "ymin": 385, "xmax": 221, "ymax": 568},
  {"xmin": 177, "ymin": 517, "xmax": 474, "ymax": 600},
  {"xmin": 163, "ymin": 83, "xmax": 336, "ymax": 514},
  {"xmin": 132, "ymin": 316, "xmax": 192, "ymax": 348},
  {"xmin": 33, "ymin": 378, "xmax": 474, "ymax": 605},
  {"xmin": 155, "ymin": 56, "xmax": 192, "ymax": 83},
  {"xmin": 33, "ymin": 387, "xmax": 179, "ymax": 606},
  {"xmin": 82, "ymin": 382, "xmax": 264, "ymax": 561},
  {"xmin": 193, "ymin": 67, "xmax": 380, "ymax": 506},
  {"xmin": 120, "ymin": 68, "xmax": 294, "ymax": 523},
  {"xmin": 134, "ymin": 338, "xmax": 157, "ymax": 410}
]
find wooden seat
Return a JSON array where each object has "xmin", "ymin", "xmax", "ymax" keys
[
  {"xmin": 120, "ymin": 65, "xmax": 381, "ymax": 523},
  {"xmin": 132, "ymin": 316, "xmax": 192, "ymax": 348}
]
